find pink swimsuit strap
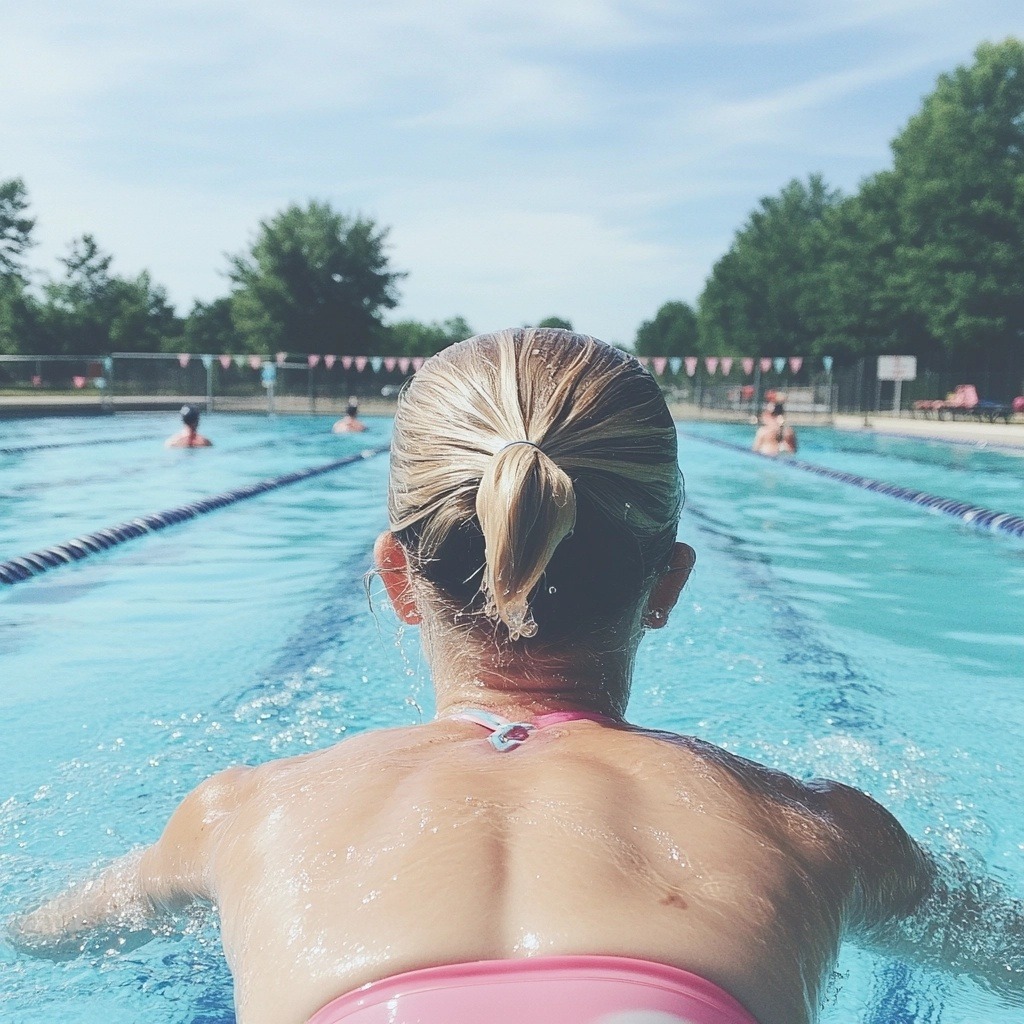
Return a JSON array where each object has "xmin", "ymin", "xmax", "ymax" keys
[
  {"xmin": 452, "ymin": 708, "xmax": 617, "ymax": 751},
  {"xmin": 306, "ymin": 955, "xmax": 761, "ymax": 1024}
]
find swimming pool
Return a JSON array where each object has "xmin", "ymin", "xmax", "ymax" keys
[{"xmin": 1, "ymin": 413, "xmax": 1022, "ymax": 1023}]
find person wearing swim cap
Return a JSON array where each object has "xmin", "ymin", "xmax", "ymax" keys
[
  {"xmin": 752, "ymin": 400, "xmax": 797, "ymax": 455},
  {"xmin": 165, "ymin": 405, "xmax": 213, "ymax": 448},
  {"xmin": 11, "ymin": 329, "xmax": 1024, "ymax": 1024},
  {"xmin": 332, "ymin": 396, "xmax": 367, "ymax": 434}
]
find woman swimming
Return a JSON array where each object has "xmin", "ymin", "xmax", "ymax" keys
[{"xmin": 9, "ymin": 329, "xmax": 1023, "ymax": 1023}]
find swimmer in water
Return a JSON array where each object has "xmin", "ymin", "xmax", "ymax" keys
[
  {"xmin": 9, "ymin": 329, "xmax": 1024, "ymax": 1024},
  {"xmin": 332, "ymin": 397, "xmax": 367, "ymax": 434},
  {"xmin": 165, "ymin": 405, "xmax": 213, "ymax": 448},
  {"xmin": 752, "ymin": 401, "xmax": 797, "ymax": 456}
]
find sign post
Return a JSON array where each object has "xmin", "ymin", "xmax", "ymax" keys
[{"xmin": 876, "ymin": 355, "xmax": 917, "ymax": 415}]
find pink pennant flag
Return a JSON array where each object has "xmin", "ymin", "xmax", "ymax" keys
[
  {"xmin": 684, "ymin": 356, "xmax": 698, "ymax": 377},
  {"xmin": 177, "ymin": 353, "xmax": 191, "ymax": 368},
  {"xmin": 789, "ymin": 356, "xmax": 803, "ymax": 374},
  {"xmin": 760, "ymin": 357, "xmax": 772, "ymax": 373},
  {"xmin": 637, "ymin": 356, "xmax": 650, "ymax": 368},
  {"xmin": 652, "ymin": 357, "xmax": 668, "ymax": 375},
  {"xmin": 398, "ymin": 357, "xmax": 411, "ymax": 374},
  {"xmin": 720, "ymin": 357, "xmax": 734, "ymax": 376},
  {"xmin": 72, "ymin": 375, "xmax": 87, "ymax": 388},
  {"xmin": 341, "ymin": 355, "xmax": 353, "ymax": 370},
  {"xmin": 248, "ymin": 355, "xmax": 262, "ymax": 370},
  {"xmin": 219, "ymin": 354, "xmax": 232, "ymax": 369},
  {"xmin": 354, "ymin": 356, "xmax": 368, "ymax": 372},
  {"xmin": 705, "ymin": 357, "xmax": 719, "ymax": 375},
  {"xmin": 307, "ymin": 354, "xmax": 320, "ymax": 367},
  {"xmin": 276, "ymin": 351, "xmax": 287, "ymax": 365},
  {"xmin": 324, "ymin": 354, "xmax": 336, "ymax": 369},
  {"xmin": 742, "ymin": 357, "xmax": 754, "ymax": 376},
  {"xmin": 32, "ymin": 375, "xmax": 42, "ymax": 387},
  {"xmin": 412, "ymin": 357, "xmax": 425, "ymax": 371},
  {"xmin": 384, "ymin": 356, "xmax": 397, "ymax": 372}
]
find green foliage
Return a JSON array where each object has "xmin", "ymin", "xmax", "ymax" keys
[
  {"xmin": 633, "ymin": 301, "xmax": 699, "ymax": 356},
  {"xmin": 535, "ymin": 316, "xmax": 573, "ymax": 330},
  {"xmin": 0, "ymin": 177, "xmax": 35, "ymax": 278},
  {"xmin": 182, "ymin": 298, "xmax": 243, "ymax": 354},
  {"xmin": 698, "ymin": 175, "xmax": 841, "ymax": 356},
  {"xmin": 229, "ymin": 201, "xmax": 405, "ymax": 355},
  {"xmin": 386, "ymin": 316, "xmax": 472, "ymax": 356}
]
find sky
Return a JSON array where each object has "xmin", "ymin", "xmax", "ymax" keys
[{"xmin": 3, "ymin": 1, "xmax": 1022, "ymax": 348}]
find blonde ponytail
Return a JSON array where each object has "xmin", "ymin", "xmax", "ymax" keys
[
  {"xmin": 475, "ymin": 442, "xmax": 576, "ymax": 640},
  {"xmin": 388, "ymin": 327, "xmax": 682, "ymax": 643}
]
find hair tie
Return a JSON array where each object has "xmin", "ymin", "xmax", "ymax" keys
[{"xmin": 499, "ymin": 440, "xmax": 543, "ymax": 454}]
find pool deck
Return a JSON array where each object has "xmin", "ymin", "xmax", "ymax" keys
[{"xmin": 1, "ymin": 394, "xmax": 1023, "ymax": 448}]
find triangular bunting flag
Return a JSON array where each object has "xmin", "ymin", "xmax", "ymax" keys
[
  {"xmin": 248, "ymin": 355, "xmax": 262, "ymax": 370},
  {"xmin": 652, "ymin": 357, "xmax": 668, "ymax": 375},
  {"xmin": 369, "ymin": 356, "xmax": 383, "ymax": 372},
  {"xmin": 412, "ymin": 357, "xmax": 425, "ymax": 371},
  {"xmin": 398, "ymin": 357, "xmax": 411, "ymax": 373},
  {"xmin": 720, "ymin": 357, "xmax": 733, "ymax": 376},
  {"xmin": 342, "ymin": 355, "xmax": 353, "ymax": 370},
  {"xmin": 705, "ymin": 357, "xmax": 719, "ymax": 375},
  {"xmin": 219, "ymin": 354, "xmax": 232, "ymax": 369},
  {"xmin": 760, "ymin": 357, "xmax": 772, "ymax": 373},
  {"xmin": 773, "ymin": 357, "xmax": 786, "ymax": 374},
  {"xmin": 684, "ymin": 357, "xmax": 698, "ymax": 376},
  {"xmin": 324, "ymin": 354, "xmax": 336, "ymax": 369},
  {"xmin": 668, "ymin": 357, "xmax": 682, "ymax": 374},
  {"xmin": 233, "ymin": 354, "xmax": 246, "ymax": 368},
  {"xmin": 384, "ymin": 356, "xmax": 397, "ymax": 372},
  {"xmin": 308, "ymin": 354, "xmax": 320, "ymax": 367},
  {"xmin": 822, "ymin": 356, "xmax": 834, "ymax": 372},
  {"xmin": 354, "ymin": 356, "xmax": 368, "ymax": 372},
  {"xmin": 789, "ymin": 356, "xmax": 803, "ymax": 374},
  {"xmin": 177, "ymin": 353, "xmax": 190, "ymax": 368},
  {"xmin": 201, "ymin": 354, "xmax": 213, "ymax": 370},
  {"xmin": 637, "ymin": 356, "xmax": 650, "ymax": 368},
  {"xmin": 742, "ymin": 357, "xmax": 754, "ymax": 376},
  {"xmin": 276, "ymin": 351, "xmax": 287, "ymax": 365}
]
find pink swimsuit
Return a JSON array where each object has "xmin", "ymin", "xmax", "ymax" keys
[
  {"xmin": 306, "ymin": 955, "xmax": 761, "ymax": 1024},
  {"xmin": 306, "ymin": 711, "xmax": 762, "ymax": 1024}
]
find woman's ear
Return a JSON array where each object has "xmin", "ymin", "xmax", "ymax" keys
[
  {"xmin": 643, "ymin": 542, "xmax": 695, "ymax": 629},
  {"xmin": 373, "ymin": 532, "xmax": 421, "ymax": 624}
]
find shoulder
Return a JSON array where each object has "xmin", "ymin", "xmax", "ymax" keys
[{"xmin": 804, "ymin": 778, "xmax": 931, "ymax": 930}]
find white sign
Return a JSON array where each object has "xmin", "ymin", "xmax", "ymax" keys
[{"xmin": 877, "ymin": 355, "xmax": 917, "ymax": 381}]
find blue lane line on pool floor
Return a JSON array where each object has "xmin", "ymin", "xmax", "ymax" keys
[
  {"xmin": 0, "ymin": 445, "xmax": 390, "ymax": 586},
  {"xmin": 678, "ymin": 431, "xmax": 1024, "ymax": 541}
]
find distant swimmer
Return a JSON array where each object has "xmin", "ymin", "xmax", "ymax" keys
[
  {"xmin": 165, "ymin": 405, "xmax": 213, "ymax": 448},
  {"xmin": 332, "ymin": 397, "xmax": 367, "ymax": 434},
  {"xmin": 752, "ymin": 401, "xmax": 797, "ymax": 455}
]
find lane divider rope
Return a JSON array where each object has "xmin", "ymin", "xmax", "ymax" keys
[
  {"xmin": 0, "ymin": 434, "xmax": 157, "ymax": 455},
  {"xmin": 678, "ymin": 431, "xmax": 1024, "ymax": 540},
  {"xmin": 0, "ymin": 445, "xmax": 390, "ymax": 586}
]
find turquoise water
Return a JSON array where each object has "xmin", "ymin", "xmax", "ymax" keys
[{"xmin": 1, "ymin": 413, "xmax": 1022, "ymax": 1023}]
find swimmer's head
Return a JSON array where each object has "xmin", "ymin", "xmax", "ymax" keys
[
  {"xmin": 770, "ymin": 403, "xmax": 785, "ymax": 418},
  {"xmin": 388, "ymin": 328, "xmax": 683, "ymax": 645},
  {"xmin": 346, "ymin": 401, "xmax": 359, "ymax": 418},
  {"xmin": 180, "ymin": 405, "xmax": 200, "ymax": 429}
]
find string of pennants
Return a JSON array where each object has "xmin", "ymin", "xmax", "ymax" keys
[{"xmin": 174, "ymin": 353, "xmax": 836, "ymax": 376}]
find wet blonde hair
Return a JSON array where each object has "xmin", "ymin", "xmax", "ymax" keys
[{"xmin": 388, "ymin": 328, "xmax": 682, "ymax": 641}]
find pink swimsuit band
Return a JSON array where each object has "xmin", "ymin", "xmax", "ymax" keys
[
  {"xmin": 453, "ymin": 708, "xmax": 618, "ymax": 752},
  {"xmin": 306, "ymin": 955, "xmax": 760, "ymax": 1024}
]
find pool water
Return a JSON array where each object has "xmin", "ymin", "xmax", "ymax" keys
[{"xmin": 1, "ymin": 413, "xmax": 1022, "ymax": 1024}]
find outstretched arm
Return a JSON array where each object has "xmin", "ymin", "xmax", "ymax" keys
[
  {"xmin": 824, "ymin": 781, "xmax": 1024, "ymax": 999},
  {"xmin": 7, "ymin": 766, "xmax": 247, "ymax": 957}
]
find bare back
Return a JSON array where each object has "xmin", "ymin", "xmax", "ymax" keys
[{"xmin": 187, "ymin": 718, "xmax": 909, "ymax": 1024}]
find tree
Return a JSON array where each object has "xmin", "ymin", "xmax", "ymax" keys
[
  {"xmin": 35, "ymin": 235, "xmax": 180, "ymax": 355},
  {"xmin": 0, "ymin": 177, "xmax": 34, "ymax": 278},
  {"xmin": 885, "ymin": 38, "xmax": 1024, "ymax": 387},
  {"xmin": 387, "ymin": 316, "xmax": 472, "ymax": 356},
  {"xmin": 698, "ymin": 175, "xmax": 841, "ymax": 356},
  {"xmin": 633, "ymin": 301, "xmax": 699, "ymax": 356},
  {"xmin": 535, "ymin": 316, "xmax": 573, "ymax": 330},
  {"xmin": 229, "ymin": 201, "xmax": 405, "ymax": 355},
  {"xmin": 182, "ymin": 297, "xmax": 242, "ymax": 354}
]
